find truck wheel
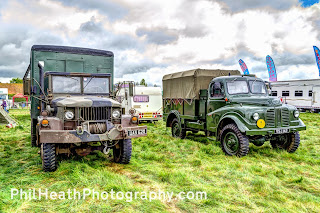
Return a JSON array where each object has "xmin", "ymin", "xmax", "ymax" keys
[
  {"xmin": 270, "ymin": 132, "xmax": 300, "ymax": 153},
  {"xmin": 31, "ymin": 119, "xmax": 37, "ymax": 147},
  {"xmin": 41, "ymin": 143, "xmax": 57, "ymax": 172},
  {"xmin": 171, "ymin": 118, "xmax": 186, "ymax": 139},
  {"xmin": 220, "ymin": 124, "xmax": 249, "ymax": 157},
  {"xmin": 113, "ymin": 139, "xmax": 132, "ymax": 164}
]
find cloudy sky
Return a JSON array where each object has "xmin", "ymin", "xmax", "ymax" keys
[{"xmin": 0, "ymin": 0, "xmax": 319, "ymax": 86}]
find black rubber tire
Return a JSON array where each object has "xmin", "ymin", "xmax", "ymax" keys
[
  {"xmin": 287, "ymin": 132, "xmax": 300, "ymax": 153},
  {"xmin": 171, "ymin": 118, "xmax": 186, "ymax": 139},
  {"xmin": 31, "ymin": 119, "xmax": 37, "ymax": 147},
  {"xmin": 271, "ymin": 132, "xmax": 300, "ymax": 153},
  {"xmin": 220, "ymin": 124, "xmax": 249, "ymax": 157},
  {"xmin": 113, "ymin": 139, "xmax": 132, "ymax": 164},
  {"xmin": 41, "ymin": 143, "xmax": 57, "ymax": 172}
]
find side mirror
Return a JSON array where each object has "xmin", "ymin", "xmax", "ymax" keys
[{"xmin": 23, "ymin": 78, "xmax": 31, "ymax": 96}]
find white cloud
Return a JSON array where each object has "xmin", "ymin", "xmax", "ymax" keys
[{"xmin": 0, "ymin": 0, "xmax": 320, "ymax": 86}]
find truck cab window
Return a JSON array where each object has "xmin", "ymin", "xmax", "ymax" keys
[
  {"xmin": 52, "ymin": 76, "xmax": 81, "ymax": 93},
  {"xmin": 211, "ymin": 82, "xmax": 224, "ymax": 97},
  {"xmin": 226, "ymin": 80, "xmax": 249, "ymax": 95},
  {"xmin": 83, "ymin": 77, "xmax": 110, "ymax": 94}
]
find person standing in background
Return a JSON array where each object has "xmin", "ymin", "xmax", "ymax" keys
[{"xmin": 1, "ymin": 100, "xmax": 8, "ymax": 113}]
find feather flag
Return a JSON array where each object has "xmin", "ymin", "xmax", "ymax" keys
[
  {"xmin": 238, "ymin": 59, "xmax": 249, "ymax": 75},
  {"xmin": 313, "ymin": 46, "xmax": 320, "ymax": 76},
  {"xmin": 266, "ymin": 55, "xmax": 277, "ymax": 82}
]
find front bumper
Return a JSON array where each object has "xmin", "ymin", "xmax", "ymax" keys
[
  {"xmin": 39, "ymin": 125, "xmax": 147, "ymax": 144},
  {"xmin": 245, "ymin": 125, "xmax": 306, "ymax": 136}
]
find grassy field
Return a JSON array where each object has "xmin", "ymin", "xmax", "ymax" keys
[{"xmin": 0, "ymin": 109, "xmax": 319, "ymax": 212}]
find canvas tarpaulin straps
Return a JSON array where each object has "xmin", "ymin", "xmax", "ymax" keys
[{"xmin": 184, "ymin": 99, "xmax": 193, "ymax": 105}]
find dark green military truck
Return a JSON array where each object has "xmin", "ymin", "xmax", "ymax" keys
[
  {"xmin": 23, "ymin": 45, "xmax": 147, "ymax": 171},
  {"xmin": 163, "ymin": 69, "xmax": 306, "ymax": 157}
]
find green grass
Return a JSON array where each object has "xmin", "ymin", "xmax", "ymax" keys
[{"xmin": 0, "ymin": 109, "xmax": 320, "ymax": 212}]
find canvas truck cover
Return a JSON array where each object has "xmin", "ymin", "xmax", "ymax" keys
[{"xmin": 162, "ymin": 69, "xmax": 240, "ymax": 99}]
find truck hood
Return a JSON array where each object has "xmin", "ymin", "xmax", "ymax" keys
[
  {"xmin": 229, "ymin": 96, "xmax": 282, "ymax": 107},
  {"xmin": 51, "ymin": 96, "xmax": 121, "ymax": 108}
]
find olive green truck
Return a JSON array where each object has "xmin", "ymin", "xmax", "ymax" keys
[
  {"xmin": 163, "ymin": 69, "xmax": 306, "ymax": 157},
  {"xmin": 23, "ymin": 45, "xmax": 147, "ymax": 171}
]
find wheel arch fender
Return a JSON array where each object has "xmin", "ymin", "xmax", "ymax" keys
[
  {"xmin": 166, "ymin": 110, "xmax": 182, "ymax": 127},
  {"xmin": 217, "ymin": 115, "xmax": 249, "ymax": 139}
]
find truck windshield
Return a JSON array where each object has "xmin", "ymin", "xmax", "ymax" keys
[
  {"xmin": 52, "ymin": 76, "xmax": 81, "ymax": 93},
  {"xmin": 83, "ymin": 77, "xmax": 109, "ymax": 94},
  {"xmin": 249, "ymin": 80, "xmax": 267, "ymax": 94},
  {"xmin": 226, "ymin": 80, "xmax": 249, "ymax": 94}
]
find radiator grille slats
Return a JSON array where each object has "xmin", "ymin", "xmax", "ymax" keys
[
  {"xmin": 266, "ymin": 109, "xmax": 275, "ymax": 127},
  {"xmin": 266, "ymin": 107, "xmax": 290, "ymax": 128},
  {"xmin": 281, "ymin": 108, "xmax": 290, "ymax": 127},
  {"xmin": 79, "ymin": 107, "xmax": 110, "ymax": 121}
]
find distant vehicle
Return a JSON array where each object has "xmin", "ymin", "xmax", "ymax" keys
[
  {"xmin": 116, "ymin": 82, "xmax": 162, "ymax": 122},
  {"xmin": 23, "ymin": 45, "xmax": 147, "ymax": 172},
  {"xmin": 163, "ymin": 69, "xmax": 306, "ymax": 157},
  {"xmin": 270, "ymin": 79, "xmax": 320, "ymax": 112}
]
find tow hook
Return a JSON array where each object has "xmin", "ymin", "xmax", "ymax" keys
[
  {"xmin": 76, "ymin": 126, "xmax": 84, "ymax": 135},
  {"xmin": 102, "ymin": 142, "xmax": 110, "ymax": 155},
  {"xmin": 116, "ymin": 125, "xmax": 123, "ymax": 132}
]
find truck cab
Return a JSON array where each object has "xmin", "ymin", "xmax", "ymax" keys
[
  {"xmin": 163, "ymin": 69, "xmax": 306, "ymax": 157},
  {"xmin": 23, "ymin": 45, "xmax": 147, "ymax": 171}
]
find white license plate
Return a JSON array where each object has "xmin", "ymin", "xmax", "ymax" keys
[
  {"xmin": 128, "ymin": 129, "xmax": 147, "ymax": 136},
  {"xmin": 275, "ymin": 128, "xmax": 289, "ymax": 134}
]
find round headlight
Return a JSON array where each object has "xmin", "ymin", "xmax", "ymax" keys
[
  {"xmin": 112, "ymin": 109, "xmax": 121, "ymax": 118},
  {"xmin": 253, "ymin": 112, "xmax": 259, "ymax": 121},
  {"xmin": 65, "ymin": 111, "xmax": 74, "ymax": 120},
  {"xmin": 294, "ymin": 110, "xmax": 299, "ymax": 118}
]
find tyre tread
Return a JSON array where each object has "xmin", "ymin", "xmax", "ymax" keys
[{"xmin": 220, "ymin": 123, "xmax": 249, "ymax": 157}]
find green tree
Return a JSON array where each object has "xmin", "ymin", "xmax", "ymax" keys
[
  {"xmin": 140, "ymin": 79, "xmax": 145, "ymax": 86},
  {"xmin": 140, "ymin": 79, "xmax": 147, "ymax": 86},
  {"xmin": 10, "ymin": 78, "xmax": 23, "ymax": 83}
]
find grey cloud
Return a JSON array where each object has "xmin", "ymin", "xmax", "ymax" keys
[
  {"xmin": 51, "ymin": 0, "xmax": 128, "ymax": 21},
  {"xmin": 307, "ymin": 7, "xmax": 320, "ymax": 40},
  {"xmin": 136, "ymin": 28, "xmax": 178, "ymax": 45},
  {"xmin": 180, "ymin": 24, "xmax": 208, "ymax": 38},
  {"xmin": 79, "ymin": 18, "xmax": 103, "ymax": 33},
  {"xmin": 271, "ymin": 53, "xmax": 315, "ymax": 66},
  {"xmin": 114, "ymin": 56, "xmax": 166, "ymax": 77},
  {"xmin": 0, "ymin": 23, "xmax": 63, "ymax": 78},
  {"xmin": 212, "ymin": 0, "xmax": 300, "ymax": 12}
]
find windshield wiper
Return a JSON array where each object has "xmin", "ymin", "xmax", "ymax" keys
[
  {"xmin": 83, "ymin": 77, "xmax": 94, "ymax": 90},
  {"xmin": 231, "ymin": 78, "xmax": 238, "ymax": 83}
]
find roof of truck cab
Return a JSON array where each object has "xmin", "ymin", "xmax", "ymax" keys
[{"xmin": 31, "ymin": 45, "xmax": 114, "ymax": 57}]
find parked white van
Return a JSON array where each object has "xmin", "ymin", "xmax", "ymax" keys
[
  {"xmin": 270, "ymin": 79, "xmax": 320, "ymax": 112},
  {"xmin": 116, "ymin": 83, "xmax": 163, "ymax": 122}
]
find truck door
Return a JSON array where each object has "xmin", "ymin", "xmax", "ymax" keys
[{"xmin": 206, "ymin": 81, "xmax": 226, "ymax": 131}]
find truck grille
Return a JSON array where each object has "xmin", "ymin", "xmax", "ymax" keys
[
  {"xmin": 266, "ymin": 109, "xmax": 275, "ymax": 127},
  {"xmin": 281, "ymin": 108, "xmax": 290, "ymax": 127},
  {"xmin": 266, "ymin": 108, "xmax": 290, "ymax": 128},
  {"xmin": 79, "ymin": 107, "xmax": 110, "ymax": 121}
]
